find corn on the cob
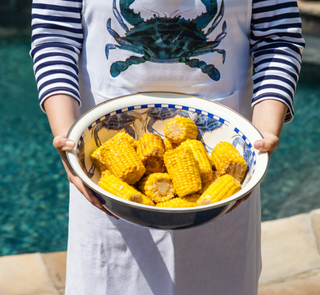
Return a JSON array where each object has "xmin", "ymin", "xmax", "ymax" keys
[
  {"xmin": 162, "ymin": 137, "xmax": 178, "ymax": 152},
  {"xmin": 164, "ymin": 146, "xmax": 202, "ymax": 197},
  {"xmin": 98, "ymin": 172, "xmax": 155, "ymax": 206},
  {"xmin": 164, "ymin": 117, "xmax": 199, "ymax": 144},
  {"xmin": 211, "ymin": 141, "xmax": 248, "ymax": 182},
  {"xmin": 180, "ymin": 139, "xmax": 213, "ymax": 183},
  {"xmin": 91, "ymin": 144, "xmax": 109, "ymax": 173},
  {"xmin": 107, "ymin": 131, "xmax": 136, "ymax": 145},
  {"xmin": 197, "ymin": 174, "xmax": 241, "ymax": 205},
  {"xmin": 103, "ymin": 132, "xmax": 146, "ymax": 184},
  {"xmin": 91, "ymin": 132, "xmax": 136, "ymax": 173},
  {"xmin": 136, "ymin": 133, "xmax": 166, "ymax": 174},
  {"xmin": 156, "ymin": 197, "xmax": 198, "ymax": 208},
  {"xmin": 137, "ymin": 173, "xmax": 175, "ymax": 203}
]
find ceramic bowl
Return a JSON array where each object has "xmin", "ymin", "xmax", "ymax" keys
[{"xmin": 66, "ymin": 92, "xmax": 268, "ymax": 229}]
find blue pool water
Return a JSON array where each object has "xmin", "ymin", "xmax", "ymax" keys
[{"xmin": 0, "ymin": 36, "xmax": 320, "ymax": 256}]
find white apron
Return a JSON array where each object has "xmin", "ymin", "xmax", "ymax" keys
[{"xmin": 65, "ymin": 0, "xmax": 262, "ymax": 294}]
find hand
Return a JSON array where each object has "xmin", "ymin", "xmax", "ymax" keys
[
  {"xmin": 226, "ymin": 130, "xmax": 279, "ymax": 214},
  {"xmin": 53, "ymin": 133, "xmax": 119, "ymax": 220},
  {"xmin": 252, "ymin": 130, "xmax": 280, "ymax": 158}
]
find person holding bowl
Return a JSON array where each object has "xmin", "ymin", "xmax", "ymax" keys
[{"xmin": 30, "ymin": 0, "xmax": 304, "ymax": 293}]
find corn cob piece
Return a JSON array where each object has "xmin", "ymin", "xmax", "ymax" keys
[
  {"xmin": 164, "ymin": 117, "xmax": 199, "ymax": 144},
  {"xmin": 137, "ymin": 173, "xmax": 175, "ymax": 203},
  {"xmin": 136, "ymin": 133, "xmax": 166, "ymax": 174},
  {"xmin": 164, "ymin": 146, "xmax": 202, "ymax": 197},
  {"xmin": 162, "ymin": 137, "xmax": 178, "ymax": 152},
  {"xmin": 156, "ymin": 197, "xmax": 198, "ymax": 208},
  {"xmin": 103, "ymin": 132, "xmax": 146, "ymax": 184},
  {"xmin": 197, "ymin": 174, "xmax": 241, "ymax": 206},
  {"xmin": 99, "ymin": 172, "xmax": 155, "ymax": 206},
  {"xmin": 91, "ymin": 144, "xmax": 109, "ymax": 173},
  {"xmin": 211, "ymin": 141, "xmax": 248, "ymax": 182},
  {"xmin": 180, "ymin": 139, "xmax": 213, "ymax": 183},
  {"xmin": 106, "ymin": 131, "xmax": 136, "ymax": 145},
  {"xmin": 91, "ymin": 132, "xmax": 136, "ymax": 173}
]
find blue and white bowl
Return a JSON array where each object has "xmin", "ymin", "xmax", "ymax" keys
[{"xmin": 66, "ymin": 92, "xmax": 268, "ymax": 229}]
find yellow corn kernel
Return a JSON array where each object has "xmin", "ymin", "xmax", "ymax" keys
[
  {"xmin": 211, "ymin": 141, "xmax": 248, "ymax": 182},
  {"xmin": 164, "ymin": 117, "xmax": 199, "ymax": 144},
  {"xmin": 98, "ymin": 172, "xmax": 155, "ymax": 206},
  {"xmin": 197, "ymin": 174, "xmax": 241, "ymax": 206},
  {"xmin": 156, "ymin": 197, "xmax": 198, "ymax": 208},
  {"xmin": 137, "ymin": 173, "xmax": 175, "ymax": 203},
  {"xmin": 180, "ymin": 139, "xmax": 213, "ymax": 183},
  {"xmin": 164, "ymin": 146, "xmax": 202, "ymax": 197},
  {"xmin": 162, "ymin": 137, "xmax": 178, "ymax": 152},
  {"xmin": 136, "ymin": 133, "xmax": 166, "ymax": 174},
  {"xmin": 103, "ymin": 132, "xmax": 146, "ymax": 184}
]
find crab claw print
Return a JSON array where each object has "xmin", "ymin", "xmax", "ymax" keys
[{"xmin": 105, "ymin": 0, "xmax": 227, "ymax": 80}]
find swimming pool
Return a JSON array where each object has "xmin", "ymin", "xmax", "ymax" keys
[{"xmin": 0, "ymin": 36, "xmax": 319, "ymax": 256}]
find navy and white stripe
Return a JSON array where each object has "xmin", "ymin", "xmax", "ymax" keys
[
  {"xmin": 30, "ymin": 0, "xmax": 83, "ymax": 110},
  {"xmin": 250, "ymin": 0, "xmax": 305, "ymax": 122},
  {"xmin": 30, "ymin": 0, "xmax": 305, "ymax": 120}
]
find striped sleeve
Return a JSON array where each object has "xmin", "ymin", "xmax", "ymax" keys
[
  {"xmin": 30, "ymin": 0, "xmax": 83, "ymax": 111},
  {"xmin": 250, "ymin": 0, "xmax": 305, "ymax": 123}
]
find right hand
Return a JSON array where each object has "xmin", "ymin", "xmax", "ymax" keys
[{"xmin": 53, "ymin": 133, "xmax": 119, "ymax": 220}]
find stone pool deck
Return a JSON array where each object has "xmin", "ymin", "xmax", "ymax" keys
[{"xmin": 0, "ymin": 208, "xmax": 320, "ymax": 295}]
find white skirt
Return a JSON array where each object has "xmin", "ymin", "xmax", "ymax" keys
[{"xmin": 65, "ymin": 184, "xmax": 261, "ymax": 295}]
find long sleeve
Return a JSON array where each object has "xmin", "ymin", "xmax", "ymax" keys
[
  {"xmin": 250, "ymin": 0, "xmax": 305, "ymax": 123},
  {"xmin": 30, "ymin": 0, "xmax": 83, "ymax": 111}
]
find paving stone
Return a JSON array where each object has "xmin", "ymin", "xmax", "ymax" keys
[
  {"xmin": 258, "ymin": 271, "xmax": 320, "ymax": 295},
  {"xmin": 259, "ymin": 213, "xmax": 320, "ymax": 284},
  {"xmin": 310, "ymin": 208, "xmax": 320, "ymax": 254},
  {"xmin": 0, "ymin": 253, "xmax": 59, "ymax": 295},
  {"xmin": 41, "ymin": 251, "xmax": 67, "ymax": 290}
]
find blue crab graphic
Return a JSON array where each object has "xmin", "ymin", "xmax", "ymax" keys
[
  {"xmin": 106, "ymin": 0, "xmax": 227, "ymax": 80},
  {"xmin": 93, "ymin": 111, "xmax": 142, "ymax": 146}
]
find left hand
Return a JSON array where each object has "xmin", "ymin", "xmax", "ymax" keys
[{"xmin": 226, "ymin": 130, "xmax": 280, "ymax": 213}]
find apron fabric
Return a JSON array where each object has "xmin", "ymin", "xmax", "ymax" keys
[{"xmin": 65, "ymin": 0, "xmax": 262, "ymax": 294}]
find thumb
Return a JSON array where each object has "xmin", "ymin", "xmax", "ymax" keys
[
  {"xmin": 254, "ymin": 139, "xmax": 278, "ymax": 152},
  {"xmin": 254, "ymin": 131, "xmax": 279, "ymax": 157},
  {"xmin": 53, "ymin": 134, "xmax": 75, "ymax": 152}
]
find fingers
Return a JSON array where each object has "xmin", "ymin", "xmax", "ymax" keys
[
  {"xmin": 254, "ymin": 130, "xmax": 280, "ymax": 157},
  {"xmin": 52, "ymin": 133, "xmax": 119, "ymax": 220},
  {"xmin": 53, "ymin": 133, "xmax": 75, "ymax": 152},
  {"xmin": 254, "ymin": 139, "xmax": 278, "ymax": 152}
]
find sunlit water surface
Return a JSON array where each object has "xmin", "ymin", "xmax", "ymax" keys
[{"xmin": 0, "ymin": 36, "xmax": 319, "ymax": 256}]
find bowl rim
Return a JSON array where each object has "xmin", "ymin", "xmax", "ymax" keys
[{"xmin": 66, "ymin": 91, "xmax": 269, "ymax": 213}]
